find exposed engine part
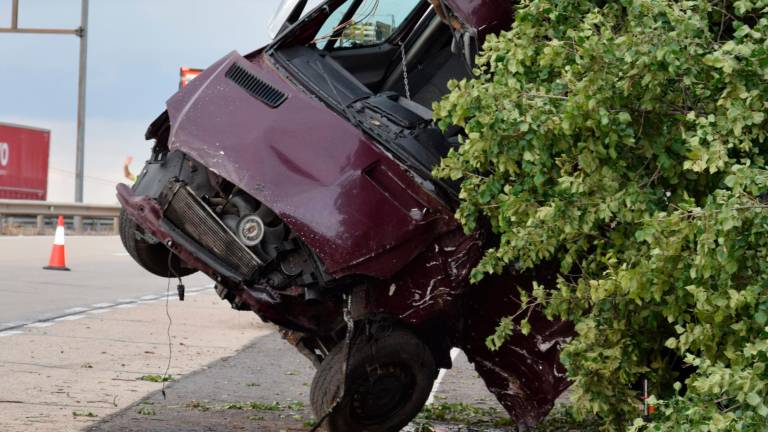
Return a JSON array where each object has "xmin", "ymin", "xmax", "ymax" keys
[
  {"xmin": 220, "ymin": 191, "xmax": 287, "ymax": 263},
  {"xmin": 237, "ymin": 214, "xmax": 266, "ymax": 246},
  {"xmin": 280, "ymin": 328, "xmax": 326, "ymax": 368},
  {"xmin": 215, "ymin": 283, "xmax": 251, "ymax": 311},
  {"xmin": 159, "ymin": 181, "xmax": 262, "ymax": 282},
  {"xmin": 129, "ymin": 148, "xmax": 335, "ymax": 301},
  {"xmin": 208, "ymin": 188, "xmax": 334, "ymax": 296}
]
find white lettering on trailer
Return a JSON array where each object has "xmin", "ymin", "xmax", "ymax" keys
[{"xmin": 0, "ymin": 142, "xmax": 8, "ymax": 167}]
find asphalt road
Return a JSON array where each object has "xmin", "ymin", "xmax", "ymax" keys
[{"xmin": 0, "ymin": 236, "xmax": 210, "ymax": 327}]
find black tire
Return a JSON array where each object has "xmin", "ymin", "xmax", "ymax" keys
[
  {"xmin": 119, "ymin": 208, "xmax": 197, "ymax": 278},
  {"xmin": 310, "ymin": 327, "xmax": 437, "ymax": 432}
]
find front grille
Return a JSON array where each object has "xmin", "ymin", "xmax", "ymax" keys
[
  {"xmin": 226, "ymin": 63, "xmax": 287, "ymax": 108},
  {"xmin": 161, "ymin": 182, "xmax": 261, "ymax": 280}
]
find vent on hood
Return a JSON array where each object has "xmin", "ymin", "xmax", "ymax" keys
[{"xmin": 226, "ymin": 63, "xmax": 287, "ymax": 108}]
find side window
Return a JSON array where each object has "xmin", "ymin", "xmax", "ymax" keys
[{"xmin": 315, "ymin": 0, "xmax": 422, "ymax": 49}]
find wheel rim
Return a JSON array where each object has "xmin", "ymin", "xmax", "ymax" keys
[{"xmin": 349, "ymin": 363, "xmax": 416, "ymax": 425}]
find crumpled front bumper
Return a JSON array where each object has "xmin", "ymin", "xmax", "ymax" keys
[
  {"xmin": 117, "ymin": 183, "xmax": 216, "ymax": 278},
  {"xmin": 117, "ymin": 182, "xmax": 277, "ymax": 304}
]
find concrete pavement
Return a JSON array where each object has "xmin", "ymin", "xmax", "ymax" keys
[
  {"xmin": 0, "ymin": 235, "xmax": 518, "ymax": 431},
  {"xmin": 87, "ymin": 323, "xmax": 511, "ymax": 432},
  {"xmin": 1, "ymin": 288, "xmax": 511, "ymax": 432},
  {"xmin": 0, "ymin": 236, "xmax": 210, "ymax": 325},
  {"xmin": 0, "ymin": 290, "xmax": 268, "ymax": 432}
]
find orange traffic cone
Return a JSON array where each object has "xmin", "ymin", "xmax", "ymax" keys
[{"xmin": 44, "ymin": 216, "xmax": 70, "ymax": 271}]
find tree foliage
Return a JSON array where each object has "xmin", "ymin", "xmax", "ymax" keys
[{"xmin": 433, "ymin": 0, "xmax": 768, "ymax": 430}]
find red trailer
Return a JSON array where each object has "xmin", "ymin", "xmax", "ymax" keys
[{"xmin": 0, "ymin": 122, "xmax": 50, "ymax": 200}]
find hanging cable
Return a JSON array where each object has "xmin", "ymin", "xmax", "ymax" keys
[{"xmin": 160, "ymin": 250, "xmax": 183, "ymax": 398}]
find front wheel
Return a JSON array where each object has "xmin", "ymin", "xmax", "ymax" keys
[
  {"xmin": 310, "ymin": 327, "xmax": 437, "ymax": 432},
  {"xmin": 119, "ymin": 209, "xmax": 197, "ymax": 278}
]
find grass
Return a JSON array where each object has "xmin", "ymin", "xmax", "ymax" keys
[
  {"xmin": 137, "ymin": 406, "xmax": 156, "ymax": 416},
  {"xmin": 184, "ymin": 397, "xmax": 598, "ymax": 431},
  {"xmin": 137, "ymin": 374, "xmax": 174, "ymax": 383},
  {"xmin": 413, "ymin": 403, "xmax": 603, "ymax": 432},
  {"xmin": 187, "ymin": 399, "xmax": 306, "ymax": 414},
  {"xmin": 529, "ymin": 406, "xmax": 602, "ymax": 432},
  {"xmin": 417, "ymin": 402, "xmax": 504, "ymax": 425},
  {"xmin": 72, "ymin": 411, "xmax": 98, "ymax": 418},
  {"xmin": 186, "ymin": 400, "xmax": 211, "ymax": 412},
  {"xmin": 222, "ymin": 400, "xmax": 304, "ymax": 411},
  {"xmin": 285, "ymin": 400, "xmax": 305, "ymax": 411}
]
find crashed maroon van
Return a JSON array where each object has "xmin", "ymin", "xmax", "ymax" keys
[{"xmin": 117, "ymin": 1, "xmax": 572, "ymax": 430}]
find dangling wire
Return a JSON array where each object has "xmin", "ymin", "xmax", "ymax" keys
[
  {"xmin": 160, "ymin": 251, "xmax": 179, "ymax": 399},
  {"xmin": 312, "ymin": 0, "xmax": 381, "ymax": 45}
]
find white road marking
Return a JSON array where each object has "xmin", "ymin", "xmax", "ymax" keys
[
  {"xmin": 426, "ymin": 348, "xmax": 461, "ymax": 405},
  {"xmin": 54, "ymin": 315, "xmax": 86, "ymax": 322},
  {"xmin": 4, "ymin": 321, "xmax": 27, "ymax": 327},
  {"xmin": 87, "ymin": 309, "xmax": 111, "ymax": 315},
  {"xmin": 0, "ymin": 331, "xmax": 24, "ymax": 337},
  {"xmin": 6, "ymin": 285, "xmax": 216, "ymax": 330},
  {"xmin": 25, "ymin": 322, "xmax": 54, "ymax": 328}
]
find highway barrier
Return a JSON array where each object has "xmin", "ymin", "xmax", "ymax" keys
[{"xmin": 0, "ymin": 199, "xmax": 121, "ymax": 235}]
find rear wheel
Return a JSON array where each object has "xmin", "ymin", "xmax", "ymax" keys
[
  {"xmin": 119, "ymin": 209, "xmax": 197, "ymax": 278},
  {"xmin": 310, "ymin": 327, "xmax": 436, "ymax": 432}
]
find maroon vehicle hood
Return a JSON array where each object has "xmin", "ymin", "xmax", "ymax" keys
[
  {"xmin": 164, "ymin": 51, "xmax": 456, "ymax": 279},
  {"xmin": 443, "ymin": 0, "xmax": 515, "ymax": 34}
]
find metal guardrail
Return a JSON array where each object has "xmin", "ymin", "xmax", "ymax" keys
[
  {"xmin": 0, "ymin": 199, "xmax": 121, "ymax": 234},
  {"xmin": 0, "ymin": 199, "xmax": 120, "ymax": 217}
]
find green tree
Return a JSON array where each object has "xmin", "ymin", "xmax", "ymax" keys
[{"xmin": 433, "ymin": 1, "xmax": 768, "ymax": 430}]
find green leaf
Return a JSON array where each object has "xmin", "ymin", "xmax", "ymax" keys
[{"xmin": 746, "ymin": 392, "xmax": 762, "ymax": 407}]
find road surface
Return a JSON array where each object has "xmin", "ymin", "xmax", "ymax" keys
[
  {"xmin": 0, "ymin": 236, "xmax": 210, "ymax": 328},
  {"xmin": 0, "ymin": 235, "xmax": 514, "ymax": 431}
]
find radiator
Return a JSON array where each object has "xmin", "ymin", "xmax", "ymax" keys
[{"xmin": 159, "ymin": 181, "xmax": 261, "ymax": 280}]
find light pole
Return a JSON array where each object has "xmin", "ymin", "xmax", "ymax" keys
[
  {"xmin": 1, "ymin": 0, "xmax": 90, "ymax": 203},
  {"xmin": 75, "ymin": 0, "xmax": 89, "ymax": 203}
]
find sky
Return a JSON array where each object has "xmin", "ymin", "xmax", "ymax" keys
[{"xmin": 0, "ymin": 0, "xmax": 282, "ymax": 203}]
